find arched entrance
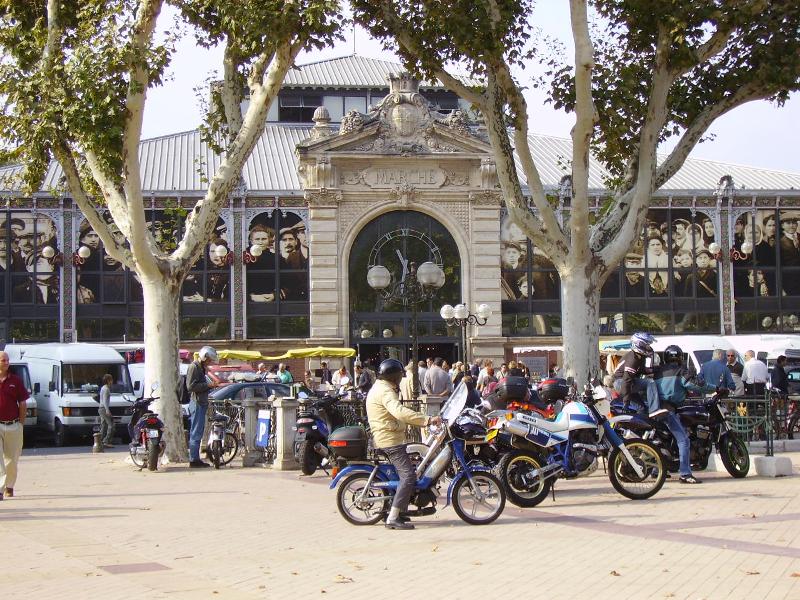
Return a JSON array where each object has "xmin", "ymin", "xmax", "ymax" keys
[{"xmin": 348, "ymin": 210, "xmax": 462, "ymax": 369}]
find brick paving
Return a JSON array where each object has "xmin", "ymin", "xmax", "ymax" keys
[{"xmin": 2, "ymin": 447, "xmax": 799, "ymax": 599}]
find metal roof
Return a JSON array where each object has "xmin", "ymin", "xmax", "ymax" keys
[
  {"xmin": 284, "ymin": 54, "xmax": 456, "ymax": 89},
  {"xmin": 2, "ymin": 127, "xmax": 799, "ymax": 196}
]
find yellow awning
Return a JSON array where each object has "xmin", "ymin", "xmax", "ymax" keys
[{"xmin": 261, "ymin": 347, "xmax": 356, "ymax": 360}]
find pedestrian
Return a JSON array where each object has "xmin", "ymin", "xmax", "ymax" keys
[
  {"xmin": 355, "ymin": 363, "xmax": 372, "ymax": 393},
  {"xmin": 332, "ymin": 365, "xmax": 350, "ymax": 388},
  {"xmin": 303, "ymin": 370, "xmax": 316, "ymax": 391},
  {"xmin": 277, "ymin": 363, "xmax": 293, "ymax": 384},
  {"xmin": 257, "ymin": 363, "xmax": 268, "ymax": 381},
  {"xmin": 319, "ymin": 361, "xmax": 333, "ymax": 385},
  {"xmin": 366, "ymin": 359, "xmax": 442, "ymax": 530},
  {"xmin": 423, "ymin": 357, "xmax": 453, "ymax": 400},
  {"xmin": 463, "ymin": 376, "xmax": 482, "ymax": 409},
  {"xmin": 479, "ymin": 367, "xmax": 497, "ymax": 396},
  {"xmin": 0, "ymin": 350, "xmax": 27, "ymax": 499},
  {"xmin": 770, "ymin": 355, "xmax": 789, "ymax": 398},
  {"xmin": 742, "ymin": 350, "xmax": 769, "ymax": 396},
  {"xmin": 698, "ymin": 349, "xmax": 736, "ymax": 393},
  {"xmin": 470, "ymin": 360, "xmax": 480, "ymax": 378},
  {"xmin": 185, "ymin": 346, "xmax": 217, "ymax": 468},
  {"xmin": 417, "ymin": 360, "xmax": 428, "ymax": 393},
  {"xmin": 399, "ymin": 360, "xmax": 415, "ymax": 402},
  {"xmin": 725, "ymin": 351, "xmax": 745, "ymax": 397},
  {"xmin": 476, "ymin": 359, "xmax": 493, "ymax": 388},
  {"xmin": 98, "ymin": 373, "xmax": 115, "ymax": 448}
]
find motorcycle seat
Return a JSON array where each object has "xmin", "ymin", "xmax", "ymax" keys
[{"xmin": 210, "ymin": 414, "xmax": 229, "ymax": 423}]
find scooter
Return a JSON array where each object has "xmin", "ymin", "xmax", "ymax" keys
[
  {"xmin": 206, "ymin": 409, "xmax": 231, "ymax": 469},
  {"xmin": 126, "ymin": 385, "xmax": 165, "ymax": 472},
  {"xmin": 294, "ymin": 389, "xmax": 362, "ymax": 475},
  {"xmin": 331, "ymin": 383, "xmax": 506, "ymax": 526}
]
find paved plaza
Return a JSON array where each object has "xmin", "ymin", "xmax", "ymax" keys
[{"xmin": 2, "ymin": 447, "xmax": 799, "ymax": 600}]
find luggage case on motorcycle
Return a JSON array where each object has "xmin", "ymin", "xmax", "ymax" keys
[
  {"xmin": 328, "ymin": 426, "xmax": 367, "ymax": 459},
  {"xmin": 495, "ymin": 376, "xmax": 530, "ymax": 402},
  {"xmin": 538, "ymin": 378, "xmax": 569, "ymax": 401}
]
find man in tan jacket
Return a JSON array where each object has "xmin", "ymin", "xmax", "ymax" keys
[{"xmin": 366, "ymin": 358, "xmax": 441, "ymax": 530}]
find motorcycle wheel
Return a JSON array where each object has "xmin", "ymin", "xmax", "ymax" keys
[
  {"xmin": 788, "ymin": 414, "xmax": 799, "ymax": 440},
  {"xmin": 608, "ymin": 439, "xmax": 666, "ymax": 500},
  {"xmin": 146, "ymin": 439, "xmax": 159, "ymax": 471},
  {"xmin": 336, "ymin": 472, "xmax": 388, "ymax": 525},
  {"xmin": 452, "ymin": 471, "xmax": 506, "ymax": 525},
  {"xmin": 719, "ymin": 433, "xmax": 749, "ymax": 478},
  {"xmin": 298, "ymin": 440, "xmax": 318, "ymax": 476},
  {"xmin": 211, "ymin": 439, "xmax": 222, "ymax": 469},
  {"xmin": 497, "ymin": 451, "xmax": 552, "ymax": 508},
  {"xmin": 129, "ymin": 445, "xmax": 145, "ymax": 469},
  {"xmin": 220, "ymin": 432, "xmax": 239, "ymax": 466}
]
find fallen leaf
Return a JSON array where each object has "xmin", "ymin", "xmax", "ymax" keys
[
  {"xmin": 790, "ymin": 573, "xmax": 800, "ymax": 577},
  {"xmin": 472, "ymin": 561, "xmax": 482, "ymax": 566},
  {"xmin": 321, "ymin": 591, "xmax": 326, "ymax": 594},
  {"xmin": 610, "ymin": 570, "xmax": 621, "ymax": 577},
  {"xmin": 291, "ymin": 572, "xmax": 299, "ymax": 576},
  {"xmin": 746, "ymin": 571, "xmax": 760, "ymax": 575},
  {"xmin": 258, "ymin": 586, "xmax": 266, "ymax": 590},
  {"xmin": 334, "ymin": 575, "xmax": 354, "ymax": 584},
  {"xmin": 431, "ymin": 545, "xmax": 439, "ymax": 553}
]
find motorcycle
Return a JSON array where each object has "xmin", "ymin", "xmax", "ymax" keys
[
  {"xmin": 205, "ymin": 408, "xmax": 232, "ymax": 469},
  {"xmin": 331, "ymin": 383, "xmax": 506, "ymax": 526},
  {"xmin": 486, "ymin": 381, "xmax": 666, "ymax": 508},
  {"xmin": 294, "ymin": 389, "xmax": 363, "ymax": 475},
  {"xmin": 610, "ymin": 389, "xmax": 750, "ymax": 478},
  {"xmin": 126, "ymin": 386, "xmax": 165, "ymax": 472}
]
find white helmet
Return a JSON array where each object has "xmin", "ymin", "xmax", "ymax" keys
[{"xmin": 198, "ymin": 346, "xmax": 218, "ymax": 362}]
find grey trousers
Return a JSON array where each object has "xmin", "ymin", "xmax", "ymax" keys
[
  {"xmin": 98, "ymin": 406, "xmax": 115, "ymax": 444},
  {"xmin": 383, "ymin": 444, "xmax": 415, "ymax": 512}
]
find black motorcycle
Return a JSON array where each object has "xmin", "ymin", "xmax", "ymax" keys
[
  {"xmin": 610, "ymin": 390, "xmax": 750, "ymax": 478},
  {"xmin": 126, "ymin": 393, "xmax": 165, "ymax": 471},
  {"xmin": 293, "ymin": 390, "xmax": 362, "ymax": 475}
]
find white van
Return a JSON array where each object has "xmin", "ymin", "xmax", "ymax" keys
[
  {"xmin": 7, "ymin": 362, "xmax": 37, "ymax": 428},
  {"xmin": 5, "ymin": 343, "xmax": 133, "ymax": 446},
  {"xmin": 652, "ymin": 335, "xmax": 739, "ymax": 374},
  {"xmin": 723, "ymin": 334, "xmax": 800, "ymax": 367}
]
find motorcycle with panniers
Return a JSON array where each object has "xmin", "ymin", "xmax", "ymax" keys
[
  {"xmin": 330, "ymin": 383, "xmax": 506, "ymax": 526},
  {"xmin": 609, "ymin": 388, "xmax": 750, "ymax": 478},
  {"xmin": 485, "ymin": 377, "xmax": 667, "ymax": 508}
]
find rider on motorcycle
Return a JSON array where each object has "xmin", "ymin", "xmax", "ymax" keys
[
  {"xmin": 614, "ymin": 332, "xmax": 662, "ymax": 418},
  {"xmin": 365, "ymin": 358, "xmax": 442, "ymax": 530},
  {"xmin": 654, "ymin": 344, "xmax": 717, "ymax": 484}
]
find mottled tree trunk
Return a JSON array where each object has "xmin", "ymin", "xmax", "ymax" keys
[
  {"xmin": 559, "ymin": 266, "xmax": 601, "ymax": 388},
  {"xmin": 142, "ymin": 277, "xmax": 188, "ymax": 462}
]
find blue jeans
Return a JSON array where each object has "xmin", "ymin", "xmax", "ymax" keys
[
  {"xmin": 188, "ymin": 401, "xmax": 208, "ymax": 462},
  {"xmin": 664, "ymin": 413, "xmax": 691, "ymax": 477},
  {"xmin": 614, "ymin": 377, "xmax": 659, "ymax": 413}
]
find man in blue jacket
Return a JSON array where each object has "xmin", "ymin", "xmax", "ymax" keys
[
  {"xmin": 698, "ymin": 349, "xmax": 736, "ymax": 392},
  {"xmin": 654, "ymin": 345, "xmax": 717, "ymax": 484}
]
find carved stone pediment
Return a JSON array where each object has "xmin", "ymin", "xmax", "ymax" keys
[
  {"xmin": 305, "ymin": 188, "xmax": 343, "ymax": 207},
  {"xmin": 296, "ymin": 72, "xmax": 492, "ymax": 157}
]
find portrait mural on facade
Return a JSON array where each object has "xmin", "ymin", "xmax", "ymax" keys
[
  {"xmin": 730, "ymin": 209, "xmax": 800, "ymax": 333},
  {"xmin": 76, "ymin": 212, "xmax": 134, "ymax": 304},
  {"xmin": 246, "ymin": 210, "xmax": 308, "ymax": 303},
  {"xmin": 182, "ymin": 217, "xmax": 230, "ymax": 303},
  {"xmin": 0, "ymin": 213, "xmax": 60, "ymax": 305},
  {"xmin": 500, "ymin": 208, "xmax": 721, "ymax": 336}
]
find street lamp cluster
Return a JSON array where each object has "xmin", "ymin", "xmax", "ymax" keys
[
  {"xmin": 367, "ymin": 261, "xmax": 445, "ymax": 400},
  {"xmin": 367, "ymin": 259, "xmax": 492, "ymax": 398},
  {"xmin": 440, "ymin": 303, "xmax": 492, "ymax": 367}
]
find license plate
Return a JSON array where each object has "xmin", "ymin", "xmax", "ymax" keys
[
  {"xmin": 147, "ymin": 429, "xmax": 159, "ymax": 438},
  {"xmin": 485, "ymin": 429, "xmax": 498, "ymax": 442},
  {"xmin": 209, "ymin": 433, "xmax": 220, "ymax": 441}
]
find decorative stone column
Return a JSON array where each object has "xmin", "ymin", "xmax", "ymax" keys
[{"xmin": 271, "ymin": 397, "xmax": 300, "ymax": 471}]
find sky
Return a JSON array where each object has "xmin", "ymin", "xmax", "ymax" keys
[{"xmin": 142, "ymin": 5, "xmax": 800, "ymax": 174}]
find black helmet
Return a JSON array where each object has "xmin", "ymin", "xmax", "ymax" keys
[
  {"xmin": 378, "ymin": 358, "xmax": 404, "ymax": 379},
  {"xmin": 663, "ymin": 345, "xmax": 683, "ymax": 363}
]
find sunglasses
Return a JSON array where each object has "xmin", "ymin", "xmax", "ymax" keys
[{"xmin": 726, "ymin": 354, "xmax": 735, "ymax": 357}]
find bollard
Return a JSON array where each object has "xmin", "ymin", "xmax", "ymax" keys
[
  {"xmin": 92, "ymin": 432, "xmax": 104, "ymax": 453},
  {"xmin": 241, "ymin": 397, "xmax": 263, "ymax": 467},
  {"xmin": 271, "ymin": 397, "xmax": 299, "ymax": 470}
]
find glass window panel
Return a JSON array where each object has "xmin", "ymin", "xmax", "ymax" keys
[
  {"xmin": 502, "ymin": 314, "xmax": 530, "ymax": 336},
  {"xmin": 674, "ymin": 313, "xmax": 697, "ymax": 333},
  {"xmin": 0, "ymin": 273, "xmax": 4, "ymax": 303},
  {"xmin": 502, "ymin": 270, "xmax": 527, "ymax": 300},
  {"xmin": 205, "ymin": 272, "xmax": 230, "ymax": 302},
  {"xmin": 247, "ymin": 271, "xmax": 277, "ymax": 303},
  {"xmin": 101, "ymin": 318, "xmax": 125, "ymax": 341},
  {"xmin": 128, "ymin": 318, "xmax": 144, "ymax": 340},
  {"xmin": 248, "ymin": 316, "xmax": 277, "ymax": 338},
  {"xmin": 531, "ymin": 314, "xmax": 561, "ymax": 336},
  {"xmin": 625, "ymin": 313, "xmax": 670, "ymax": 334},
  {"xmin": 344, "ymin": 96, "xmax": 367, "ymax": 114},
  {"xmin": 601, "ymin": 272, "xmax": 619, "ymax": 299},
  {"xmin": 733, "ymin": 268, "xmax": 755, "ymax": 298},
  {"xmin": 645, "ymin": 270, "xmax": 669, "ymax": 297},
  {"xmin": 10, "ymin": 319, "xmax": 58, "ymax": 341},
  {"xmin": 696, "ymin": 313, "xmax": 720, "ymax": 333},
  {"xmin": 11, "ymin": 275, "xmax": 33, "ymax": 303},
  {"xmin": 181, "ymin": 317, "xmax": 230, "ymax": 340},
  {"xmin": 77, "ymin": 318, "xmax": 101, "ymax": 340},
  {"xmin": 531, "ymin": 271, "xmax": 559, "ymax": 300},
  {"xmin": 182, "ymin": 275, "xmax": 204, "ymax": 302},
  {"xmin": 599, "ymin": 313, "xmax": 624, "ymax": 335},
  {"xmin": 279, "ymin": 316, "xmax": 309, "ymax": 338},
  {"xmin": 323, "ymin": 95, "xmax": 343, "ymax": 121},
  {"xmin": 103, "ymin": 274, "xmax": 126, "ymax": 303},
  {"xmin": 779, "ymin": 268, "xmax": 800, "ymax": 297}
]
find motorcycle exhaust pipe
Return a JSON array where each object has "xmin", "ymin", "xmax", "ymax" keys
[
  {"xmin": 314, "ymin": 442, "xmax": 329, "ymax": 457},
  {"xmin": 521, "ymin": 463, "xmax": 563, "ymax": 488},
  {"xmin": 501, "ymin": 419, "xmax": 531, "ymax": 438}
]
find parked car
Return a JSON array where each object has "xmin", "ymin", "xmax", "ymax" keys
[{"xmin": 208, "ymin": 381, "xmax": 292, "ymax": 404}]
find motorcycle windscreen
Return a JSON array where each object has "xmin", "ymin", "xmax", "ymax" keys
[{"xmin": 422, "ymin": 382, "xmax": 469, "ymax": 446}]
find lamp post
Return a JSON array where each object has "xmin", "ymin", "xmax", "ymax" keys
[
  {"xmin": 440, "ymin": 303, "xmax": 492, "ymax": 366},
  {"xmin": 367, "ymin": 261, "xmax": 445, "ymax": 400}
]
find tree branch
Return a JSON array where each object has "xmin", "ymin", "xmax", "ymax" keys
[
  {"xmin": 53, "ymin": 140, "xmax": 134, "ymax": 268},
  {"xmin": 567, "ymin": 0, "xmax": 594, "ymax": 263},
  {"xmin": 222, "ymin": 43, "xmax": 245, "ymax": 142}
]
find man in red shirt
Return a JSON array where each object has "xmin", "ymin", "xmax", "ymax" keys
[{"xmin": 0, "ymin": 350, "xmax": 28, "ymax": 499}]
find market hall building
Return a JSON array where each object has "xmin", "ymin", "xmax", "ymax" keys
[{"xmin": 1, "ymin": 55, "xmax": 800, "ymax": 367}]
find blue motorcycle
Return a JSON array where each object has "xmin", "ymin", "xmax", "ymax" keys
[{"xmin": 331, "ymin": 384, "xmax": 506, "ymax": 526}]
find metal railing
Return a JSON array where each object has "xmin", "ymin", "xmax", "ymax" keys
[
  {"xmin": 722, "ymin": 392, "xmax": 785, "ymax": 456},
  {"xmin": 211, "ymin": 399, "xmax": 276, "ymax": 464}
]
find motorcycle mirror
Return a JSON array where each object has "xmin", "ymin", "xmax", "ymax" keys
[
  {"xmin": 297, "ymin": 391, "xmax": 309, "ymax": 400},
  {"xmin": 150, "ymin": 381, "xmax": 159, "ymax": 392}
]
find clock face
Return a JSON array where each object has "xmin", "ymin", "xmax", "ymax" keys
[{"xmin": 368, "ymin": 228, "xmax": 443, "ymax": 285}]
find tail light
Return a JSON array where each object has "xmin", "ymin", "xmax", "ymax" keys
[{"xmin": 145, "ymin": 417, "xmax": 159, "ymax": 425}]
